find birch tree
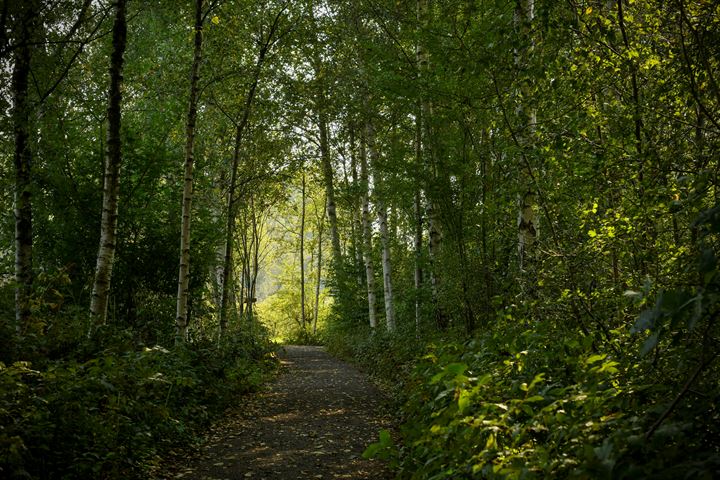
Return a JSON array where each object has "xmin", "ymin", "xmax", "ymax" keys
[
  {"xmin": 315, "ymin": 83, "xmax": 342, "ymax": 272},
  {"xmin": 89, "ymin": 0, "xmax": 127, "ymax": 329},
  {"xmin": 514, "ymin": 0, "xmax": 538, "ymax": 273},
  {"xmin": 359, "ymin": 132, "xmax": 377, "ymax": 328},
  {"xmin": 366, "ymin": 114, "xmax": 395, "ymax": 331},
  {"xmin": 300, "ymin": 167, "xmax": 307, "ymax": 330},
  {"xmin": 308, "ymin": 0, "xmax": 342, "ymax": 276},
  {"xmin": 176, "ymin": 0, "xmax": 205, "ymax": 343},
  {"xmin": 10, "ymin": 0, "xmax": 38, "ymax": 329},
  {"xmin": 313, "ymin": 197, "xmax": 326, "ymax": 334}
]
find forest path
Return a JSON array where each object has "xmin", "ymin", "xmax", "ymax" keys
[{"xmin": 169, "ymin": 345, "xmax": 392, "ymax": 480}]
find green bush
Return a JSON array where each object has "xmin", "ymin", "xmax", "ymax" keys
[
  {"xmin": 0, "ymin": 325, "xmax": 277, "ymax": 479},
  {"xmin": 349, "ymin": 318, "xmax": 718, "ymax": 479}
]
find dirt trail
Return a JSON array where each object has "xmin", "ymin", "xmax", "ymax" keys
[{"xmin": 170, "ymin": 345, "xmax": 393, "ymax": 480}]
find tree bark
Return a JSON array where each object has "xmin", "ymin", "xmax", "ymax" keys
[
  {"xmin": 378, "ymin": 202, "xmax": 395, "ymax": 332},
  {"xmin": 249, "ymin": 194, "xmax": 260, "ymax": 320},
  {"xmin": 417, "ymin": 0, "xmax": 447, "ymax": 330},
  {"xmin": 313, "ymin": 199, "xmax": 326, "ymax": 335},
  {"xmin": 366, "ymin": 116, "xmax": 395, "ymax": 332},
  {"xmin": 317, "ymin": 94, "xmax": 342, "ymax": 273},
  {"xmin": 300, "ymin": 169, "xmax": 307, "ymax": 330},
  {"xmin": 359, "ymin": 134, "xmax": 377, "ymax": 328},
  {"xmin": 414, "ymin": 109, "xmax": 424, "ymax": 332},
  {"xmin": 349, "ymin": 126, "xmax": 365, "ymax": 287},
  {"xmin": 11, "ymin": 0, "xmax": 37, "ymax": 330},
  {"xmin": 89, "ymin": 0, "xmax": 127, "ymax": 330},
  {"xmin": 515, "ymin": 0, "xmax": 538, "ymax": 273},
  {"xmin": 176, "ymin": 0, "xmax": 204, "ymax": 343}
]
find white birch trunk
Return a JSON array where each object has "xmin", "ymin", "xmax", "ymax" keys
[
  {"xmin": 349, "ymin": 127, "xmax": 364, "ymax": 286},
  {"xmin": 378, "ymin": 202, "xmax": 395, "ymax": 332},
  {"xmin": 11, "ymin": 1, "xmax": 37, "ymax": 329},
  {"xmin": 300, "ymin": 170, "xmax": 307, "ymax": 330},
  {"xmin": 359, "ymin": 135, "xmax": 377, "ymax": 328},
  {"xmin": 176, "ymin": 0, "xmax": 203, "ymax": 343},
  {"xmin": 414, "ymin": 191, "xmax": 423, "ymax": 332},
  {"xmin": 366, "ymin": 115, "xmax": 395, "ymax": 331},
  {"xmin": 515, "ymin": 0, "xmax": 538, "ymax": 271},
  {"xmin": 89, "ymin": 0, "xmax": 126, "ymax": 330}
]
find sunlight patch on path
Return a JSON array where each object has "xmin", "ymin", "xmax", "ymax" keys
[{"xmin": 170, "ymin": 345, "xmax": 392, "ymax": 480}]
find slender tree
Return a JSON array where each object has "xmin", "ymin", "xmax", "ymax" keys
[
  {"xmin": 417, "ymin": 0, "xmax": 446, "ymax": 329},
  {"xmin": 10, "ymin": 0, "xmax": 39, "ymax": 329},
  {"xmin": 89, "ymin": 0, "xmax": 127, "ymax": 329},
  {"xmin": 300, "ymin": 167, "xmax": 307, "ymax": 330},
  {"xmin": 366, "ymin": 114, "xmax": 395, "ymax": 331},
  {"xmin": 359, "ymin": 133, "xmax": 377, "ymax": 328},
  {"xmin": 514, "ymin": 0, "xmax": 538, "ymax": 273},
  {"xmin": 176, "ymin": 0, "xmax": 205, "ymax": 343},
  {"xmin": 313, "ymin": 197, "xmax": 326, "ymax": 334},
  {"xmin": 316, "ymin": 85, "xmax": 342, "ymax": 272}
]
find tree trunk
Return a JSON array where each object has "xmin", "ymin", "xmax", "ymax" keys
[
  {"xmin": 515, "ymin": 0, "xmax": 538, "ymax": 274},
  {"xmin": 313, "ymin": 199, "xmax": 326, "ymax": 335},
  {"xmin": 414, "ymin": 109, "xmax": 424, "ymax": 332},
  {"xmin": 300, "ymin": 169, "xmax": 307, "ymax": 330},
  {"xmin": 359, "ymin": 133, "xmax": 377, "ymax": 328},
  {"xmin": 317, "ymin": 96, "xmax": 342, "ymax": 272},
  {"xmin": 366, "ymin": 116, "xmax": 395, "ymax": 332},
  {"xmin": 11, "ymin": 1, "xmax": 37, "ymax": 330},
  {"xmin": 417, "ymin": 0, "xmax": 447, "ymax": 330},
  {"xmin": 249, "ymin": 194, "xmax": 260, "ymax": 320},
  {"xmin": 349, "ymin": 126, "xmax": 365, "ymax": 287},
  {"xmin": 89, "ymin": 0, "xmax": 127, "ymax": 330},
  {"xmin": 378, "ymin": 203, "xmax": 395, "ymax": 332},
  {"xmin": 176, "ymin": 0, "xmax": 204, "ymax": 343}
]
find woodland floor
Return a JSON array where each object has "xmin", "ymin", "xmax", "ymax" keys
[{"xmin": 162, "ymin": 345, "xmax": 393, "ymax": 480}]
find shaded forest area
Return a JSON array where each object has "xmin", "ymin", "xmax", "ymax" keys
[{"xmin": 1, "ymin": 0, "xmax": 719, "ymax": 478}]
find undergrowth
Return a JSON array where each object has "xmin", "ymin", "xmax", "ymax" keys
[
  {"xmin": 326, "ymin": 315, "xmax": 719, "ymax": 479},
  {"xmin": 0, "ymin": 322, "xmax": 277, "ymax": 479}
]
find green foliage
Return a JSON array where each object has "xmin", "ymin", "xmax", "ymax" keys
[
  {"xmin": 2, "ymin": 0, "xmax": 720, "ymax": 477},
  {"xmin": 349, "ymin": 315, "xmax": 718, "ymax": 479},
  {"xmin": 0, "ymin": 325, "xmax": 277, "ymax": 479}
]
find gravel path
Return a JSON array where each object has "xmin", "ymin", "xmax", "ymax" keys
[{"xmin": 169, "ymin": 345, "xmax": 393, "ymax": 480}]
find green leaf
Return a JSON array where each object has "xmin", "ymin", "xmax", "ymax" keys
[
  {"xmin": 586, "ymin": 354, "xmax": 606, "ymax": 365},
  {"xmin": 444, "ymin": 363, "xmax": 467, "ymax": 377},
  {"xmin": 528, "ymin": 373, "xmax": 546, "ymax": 391},
  {"xmin": 379, "ymin": 429, "xmax": 392, "ymax": 446},
  {"xmin": 362, "ymin": 429, "xmax": 393, "ymax": 460},
  {"xmin": 458, "ymin": 389, "xmax": 472, "ymax": 413},
  {"xmin": 362, "ymin": 443, "xmax": 381, "ymax": 459}
]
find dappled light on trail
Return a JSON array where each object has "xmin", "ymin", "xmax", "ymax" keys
[{"xmin": 171, "ymin": 346, "xmax": 392, "ymax": 480}]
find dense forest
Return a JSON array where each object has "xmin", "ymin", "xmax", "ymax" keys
[{"xmin": 1, "ymin": 0, "xmax": 719, "ymax": 478}]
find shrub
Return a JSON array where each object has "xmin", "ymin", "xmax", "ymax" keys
[{"xmin": 0, "ymin": 324, "xmax": 277, "ymax": 479}]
